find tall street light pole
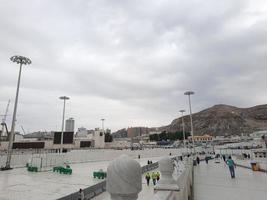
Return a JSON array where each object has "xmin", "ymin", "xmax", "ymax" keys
[
  {"xmin": 184, "ymin": 91, "xmax": 195, "ymax": 155},
  {"xmin": 4, "ymin": 56, "xmax": 31, "ymax": 170},
  {"xmin": 59, "ymin": 96, "xmax": 70, "ymax": 153},
  {"xmin": 101, "ymin": 118, "xmax": 105, "ymax": 133},
  {"xmin": 179, "ymin": 109, "xmax": 186, "ymax": 149}
]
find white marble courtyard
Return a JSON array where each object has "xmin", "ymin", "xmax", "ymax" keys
[
  {"xmin": 0, "ymin": 157, "xmax": 161, "ymax": 200},
  {"xmin": 2, "ymin": 148, "xmax": 267, "ymax": 200}
]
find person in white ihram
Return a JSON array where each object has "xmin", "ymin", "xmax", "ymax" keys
[{"xmin": 78, "ymin": 188, "xmax": 84, "ymax": 200}]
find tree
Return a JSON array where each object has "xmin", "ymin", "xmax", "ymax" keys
[
  {"xmin": 149, "ymin": 131, "xmax": 191, "ymax": 142},
  {"xmin": 159, "ymin": 131, "xmax": 167, "ymax": 141},
  {"xmin": 149, "ymin": 134, "xmax": 159, "ymax": 141}
]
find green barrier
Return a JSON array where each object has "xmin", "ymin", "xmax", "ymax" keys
[
  {"xmin": 27, "ymin": 165, "xmax": 38, "ymax": 172},
  {"xmin": 93, "ymin": 171, "xmax": 107, "ymax": 179},
  {"xmin": 53, "ymin": 166, "xmax": 72, "ymax": 175}
]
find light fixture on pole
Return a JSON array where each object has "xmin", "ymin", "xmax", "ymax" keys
[
  {"xmin": 4, "ymin": 56, "xmax": 31, "ymax": 170},
  {"xmin": 101, "ymin": 118, "xmax": 105, "ymax": 133},
  {"xmin": 184, "ymin": 91, "xmax": 195, "ymax": 155},
  {"xmin": 179, "ymin": 109, "xmax": 186, "ymax": 149},
  {"xmin": 59, "ymin": 96, "xmax": 70, "ymax": 153}
]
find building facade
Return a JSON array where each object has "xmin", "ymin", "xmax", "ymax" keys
[
  {"xmin": 188, "ymin": 134, "xmax": 213, "ymax": 142},
  {"xmin": 127, "ymin": 127, "xmax": 149, "ymax": 138},
  {"xmin": 65, "ymin": 118, "xmax": 75, "ymax": 132}
]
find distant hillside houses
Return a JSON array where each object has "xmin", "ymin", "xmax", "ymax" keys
[
  {"xmin": 250, "ymin": 130, "xmax": 267, "ymax": 139},
  {"xmin": 160, "ymin": 104, "xmax": 267, "ymax": 136}
]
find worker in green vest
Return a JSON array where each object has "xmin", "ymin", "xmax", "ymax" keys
[
  {"xmin": 156, "ymin": 171, "xmax": 160, "ymax": 182},
  {"xmin": 152, "ymin": 172, "xmax": 157, "ymax": 185}
]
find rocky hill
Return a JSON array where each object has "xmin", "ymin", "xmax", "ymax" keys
[{"xmin": 160, "ymin": 104, "xmax": 267, "ymax": 136}]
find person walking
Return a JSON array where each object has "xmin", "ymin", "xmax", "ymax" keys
[
  {"xmin": 145, "ymin": 172, "xmax": 151, "ymax": 186},
  {"xmin": 78, "ymin": 188, "xmax": 84, "ymax": 200},
  {"xmin": 222, "ymin": 155, "xmax": 226, "ymax": 162},
  {"xmin": 156, "ymin": 171, "xmax": 160, "ymax": 182},
  {"xmin": 205, "ymin": 155, "xmax": 209, "ymax": 164},
  {"xmin": 152, "ymin": 172, "xmax": 157, "ymax": 185},
  {"xmin": 226, "ymin": 156, "xmax": 236, "ymax": 178},
  {"xmin": 196, "ymin": 156, "xmax": 200, "ymax": 165}
]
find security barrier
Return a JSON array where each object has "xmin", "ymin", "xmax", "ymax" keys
[{"xmin": 53, "ymin": 166, "xmax": 72, "ymax": 175}]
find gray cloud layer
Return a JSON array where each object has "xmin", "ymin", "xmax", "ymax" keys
[{"xmin": 1, "ymin": 0, "xmax": 267, "ymax": 132}]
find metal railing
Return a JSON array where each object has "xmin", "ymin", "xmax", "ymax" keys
[
  {"xmin": 57, "ymin": 181, "xmax": 106, "ymax": 200},
  {"xmin": 141, "ymin": 162, "xmax": 159, "ymax": 173}
]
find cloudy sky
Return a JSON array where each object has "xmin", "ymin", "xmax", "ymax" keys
[{"xmin": 1, "ymin": 0, "xmax": 267, "ymax": 133}]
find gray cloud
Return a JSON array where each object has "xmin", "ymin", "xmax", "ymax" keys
[{"xmin": 1, "ymin": 0, "xmax": 267, "ymax": 132}]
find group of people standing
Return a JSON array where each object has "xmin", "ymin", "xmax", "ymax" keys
[
  {"xmin": 147, "ymin": 160, "xmax": 153, "ymax": 165},
  {"xmin": 145, "ymin": 171, "xmax": 160, "ymax": 186},
  {"xmin": 196, "ymin": 155, "xmax": 210, "ymax": 164},
  {"xmin": 195, "ymin": 154, "xmax": 237, "ymax": 179}
]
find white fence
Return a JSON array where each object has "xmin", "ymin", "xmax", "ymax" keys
[
  {"xmin": 28, "ymin": 154, "xmax": 65, "ymax": 171},
  {"xmin": 0, "ymin": 148, "xmax": 183, "ymax": 168}
]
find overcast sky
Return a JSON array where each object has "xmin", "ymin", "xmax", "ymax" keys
[{"xmin": 1, "ymin": 0, "xmax": 267, "ymax": 133}]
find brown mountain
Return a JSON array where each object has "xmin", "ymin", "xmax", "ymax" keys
[{"xmin": 160, "ymin": 104, "xmax": 267, "ymax": 136}]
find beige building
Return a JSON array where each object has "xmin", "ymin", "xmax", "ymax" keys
[
  {"xmin": 188, "ymin": 134, "xmax": 213, "ymax": 142},
  {"xmin": 127, "ymin": 127, "xmax": 149, "ymax": 138}
]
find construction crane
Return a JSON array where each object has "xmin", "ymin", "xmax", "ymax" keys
[{"xmin": 1, "ymin": 100, "xmax": 11, "ymax": 138}]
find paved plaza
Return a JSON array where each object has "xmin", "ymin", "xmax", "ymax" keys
[
  {"xmin": 95, "ymin": 157, "xmax": 267, "ymax": 200},
  {"xmin": 0, "ymin": 157, "xmax": 161, "ymax": 200},
  {"xmin": 2, "ymin": 153, "xmax": 267, "ymax": 200},
  {"xmin": 194, "ymin": 160, "xmax": 267, "ymax": 200}
]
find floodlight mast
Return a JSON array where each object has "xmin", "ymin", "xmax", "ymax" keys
[
  {"xmin": 179, "ymin": 109, "xmax": 186, "ymax": 149},
  {"xmin": 59, "ymin": 96, "xmax": 70, "ymax": 153},
  {"xmin": 184, "ymin": 91, "xmax": 195, "ymax": 155},
  {"xmin": 5, "ymin": 56, "xmax": 31, "ymax": 170}
]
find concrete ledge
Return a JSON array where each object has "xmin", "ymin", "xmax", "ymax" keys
[{"xmin": 154, "ymin": 184, "xmax": 180, "ymax": 192}]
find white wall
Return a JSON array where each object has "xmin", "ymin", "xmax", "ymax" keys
[
  {"xmin": 93, "ymin": 130, "xmax": 105, "ymax": 148},
  {"xmin": 14, "ymin": 134, "xmax": 24, "ymax": 142}
]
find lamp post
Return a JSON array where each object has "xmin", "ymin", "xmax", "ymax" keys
[
  {"xmin": 179, "ymin": 109, "xmax": 186, "ymax": 150},
  {"xmin": 101, "ymin": 118, "xmax": 105, "ymax": 133},
  {"xmin": 184, "ymin": 91, "xmax": 195, "ymax": 155},
  {"xmin": 59, "ymin": 96, "xmax": 70, "ymax": 153},
  {"xmin": 4, "ymin": 56, "xmax": 31, "ymax": 170}
]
